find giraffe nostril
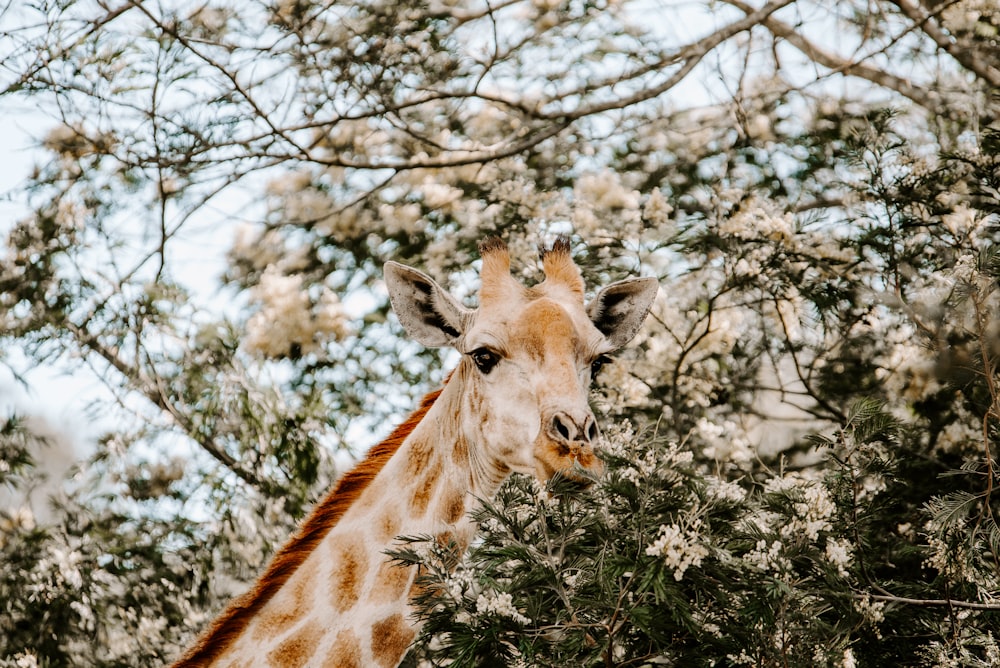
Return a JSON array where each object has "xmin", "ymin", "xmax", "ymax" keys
[
  {"xmin": 549, "ymin": 412, "xmax": 598, "ymax": 444},
  {"xmin": 554, "ymin": 415, "xmax": 572, "ymax": 442}
]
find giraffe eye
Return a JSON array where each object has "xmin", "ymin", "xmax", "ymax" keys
[
  {"xmin": 590, "ymin": 354, "xmax": 611, "ymax": 379},
  {"xmin": 470, "ymin": 348, "xmax": 501, "ymax": 374}
]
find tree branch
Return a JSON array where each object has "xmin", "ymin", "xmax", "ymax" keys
[
  {"xmin": 860, "ymin": 592, "xmax": 1000, "ymax": 611},
  {"xmin": 891, "ymin": 0, "xmax": 1000, "ymax": 89},
  {"xmin": 724, "ymin": 0, "xmax": 941, "ymax": 111},
  {"xmin": 1, "ymin": 1, "xmax": 147, "ymax": 96},
  {"xmin": 64, "ymin": 321, "xmax": 264, "ymax": 491},
  {"xmin": 554, "ymin": 0, "xmax": 798, "ymax": 121}
]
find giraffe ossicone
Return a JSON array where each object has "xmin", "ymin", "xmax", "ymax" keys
[{"xmin": 174, "ymin": 237, "xmax": 658, "ymax": 668}]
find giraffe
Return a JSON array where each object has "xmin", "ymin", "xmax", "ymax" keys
[{"xmin": 172, "ymin": 236, "xmax": 658, "ymax": 668}]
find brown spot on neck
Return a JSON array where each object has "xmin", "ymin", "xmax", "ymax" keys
[
  {"xmin": 329, "ymin": 538, "xmax": 368, "ymax": 613},
  {"xmin": 253, "ymin": 557, "xmax": 318, "ymax": 641},
  {"xmin": 170, "ymin": 387, "xmax": 444, "ymax": 667},
  {"xmin": 376, "ymin": 504, "xmax": 403, "ymax": 542},
  {"xmin": 324, "ymin": 629, "xmax": 363, "ymax": 668},
  {"xmin": 410, "ymin": 458, "xmax": 442, "ymax": 516},
  {"xmin": 266, "ymin": 621, "xmax": 322, "ymax": 667},
  {"xmin": 371, "ymin": 559, "xmax": 416, "ymax": 605},
  {"xmin": 371, "ymin": 613, "xmax": 416, "ymax": 667},
  {"xmin": 441, "ymin": 487, "xmax": 466, "ymax": 524}
]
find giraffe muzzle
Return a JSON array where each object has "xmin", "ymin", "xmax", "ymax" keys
[{"xmin": 537, "ymin": 410, "xmax": 605, "ymax": 483}]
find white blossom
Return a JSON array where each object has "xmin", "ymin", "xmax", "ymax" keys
[
  {"xmin": 244, "ymin": 266, "xmax": 351, "ymax": 358},
  {"xmin": 13, "ymin": 652, "xmax": 39, "ymax": 668},
  {"xmin": 597, "ymin": 420, "xmax": 636, "ymax": 458},
  {"xmin": 743, "ymin": 539, "xmax": 791, "ymax": 574},
  {"xmin": 855, "ymin": 593, "xmax": 886, "ymax": 625},
  {"xmin": 706, "ymin": 477, "xmax": 747, "ymax": 503},
  {"xmin": 642, "ymin": 188, "xmax": 673, "ymax": 229},
  {"xmin": 764, "ymin": 474, "xmax": 836, "ymax": 541},
  {"xmin": 718, "ymin": 199, "xmax": 795, "ymax": 243},
  {"xmin": 825, "ymin": 537, "xmax": 854, "ymax": 577},
  {"xmin": 697, "ymin": 418, "xmax": 753, "ymax": 465},
  {"xmin": 50, "ymin": 546, "xmax": 84, "ymax": 589},
  {"xmin": 941, "ymin": 204, "xmax": 978, "ymax": 237},
  {"xmin": 645, "ymin": 522, "xmax": 709, "ymax": 581},
  {"xmin": 475, "ymin": 590, "xmax": 531, "ymax": 625},
  {"xmin": 924, "ymin": 535, "xmax": 972, "ymax": 583},
  {"xmin": 595, "ymin": 359, "xmax": 651, "ymax": 411}
]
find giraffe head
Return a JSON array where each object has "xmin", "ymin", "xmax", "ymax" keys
[{"xmin": 385, "ymin": 237, "xmax": 657, "ymax": 487}]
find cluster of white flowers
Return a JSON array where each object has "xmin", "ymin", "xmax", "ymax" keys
[
  {"xmin": 743, "ymin": 539, "xmax": 791, "ymax": 575},
  {"xmin": 705, "ymin": 477, "xmax": 747, "ymax": 503},
  {"xmin": 696, "ymin": 417, "xmax": 754, "ymax": 465},
  {"xmin": 229, "ymin": 224, "xmax": 300, "ymax": 280},
  {"xmin": 618, "ymin": 450, "xmax": 656, "ymax": 485},
  {"xmin": 561, "ymin": 569, "xmax": 582, "ymax": 589},
  {"xmin": 923, "ymin": 535, "xmax": 972, "ymax": 583},
  {"xmin": 596, "ymin": 419, "xmax": 636, "ymax": 458},
  {"xmin": 643, "ymin": 188, "xmax": 673, "ymax": 229},
  {"xmin": 630, "ymin": 288, "xmax": 745, "ymax": 412},
  {"xmin": 49, "ymin": 545, "xmax": 84, "ymax": 589},
  {"xmin": 480, "ymin": 515, "xmax": 507, "ymax": 536},
  {"xmin": 618, "ymin": 441, "xmax": 692, "ymax": 485},
  {"xmin": 936, "ymin": 419, "xmax": 983, "ymax": 455},
  {"xmin": 856, "ymin": 472, "xmax": 887, "ymax": 501},
  {"xmin": 824, "ymin": 537, "xmax": 854, "ymax": 577},
  {"xmin": 243, "ymin": 265, "xmax": 351, "ymax": 358},
  {"xmin": 718, "ymin": 198, "xmax": 795, "ymax": 244},
  {"xmin": 812, "ymin": 644, "xmax": 859, "ymax": 668},
  {"xmin": 731, "ymin": 252, "xmax": 765, "ymax": 280},
  {"xmin": 571, "ymin": 170, "xmax": 643, "ymax": 240},
  {"xmin": 377, "ymin": 202, "xmax": 425, "ymax": 236},
  {"xmin": 764, "ymin": 474, "xmax": 836, "ymax": 541},
  {"xmin": 475, "ymin": 589, "xmax": 532, "ymax": 625},
  {"xmin": 595, "ymin": 359, "xmax": 652, "ymax": 412},
  {"xmin": 727, "ymin": 648, "xmax": 755, "ymax": 666},
  {"xmin": 13, "ymin": 653, "xmax": 39, "ymax": 668},
  {"xmin": 69, "ymin": 597, "xmax": 96, "ymax": 630},
  {"xmin": 874, "ymin": 329, "xmax": 940, "ymax": 404},
  {"xmin": 951, "ymin": 251, "xmax": 980, "ymax": 284},
  {"xmin": 186, "ymin": 5, "xmax": 231, "ymax": 37},
  {"xmin": 792, "ymin": 482, "xmax": 837, "ymax": 540},
  {"xmin": 0, "ymin": 506, "xmax": 36, "ymax": 548},
  {"xmin": 941, "ymin": 204, "xmax": 979, "ymax": 239},
  {"xmin": 854, "ymin": 593, "xmax": 886, "ymax": 626},
  {"xmin": 419, "ymin": 181, "xmax": 465, "ymax": 213},
  {"xmin": 645, "ymin": 521, "xmax": 709, "ymax": 581},
  {"xmin": 940, "ymin": 0, "xmax": 1000, "ymax": 36}
]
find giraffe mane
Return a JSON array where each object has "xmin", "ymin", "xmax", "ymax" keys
[{"xmin": 172, "ymin": 386, "xmax": 444, "ymax": 667}]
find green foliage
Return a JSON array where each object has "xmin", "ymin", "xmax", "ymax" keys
[{"xmin": 402, "ymin": 403, "xmax": 1000, "ymax": 667}]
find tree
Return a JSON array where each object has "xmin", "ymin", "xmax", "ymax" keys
[{"xmin": 1, "ymin": 0, "xmax": 999, "ymax": 665}]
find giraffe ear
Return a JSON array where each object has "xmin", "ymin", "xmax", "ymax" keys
[
  {"xmin": 384, "ymin": 261, "xmax": 471, "ymax": 347},
  {"xmin": 587, "ymin": 277, "xmax": 659, "ymax": 350}
]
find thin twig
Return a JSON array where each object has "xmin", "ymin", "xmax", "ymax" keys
[{"xmin": 859, "ymin": 592, "xmax": 1000, "ymax": 611}]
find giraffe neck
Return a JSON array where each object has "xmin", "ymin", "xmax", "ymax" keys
[{"xmin": 178, "ymin": 372, "xmax": 506, "ymax": 668}]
